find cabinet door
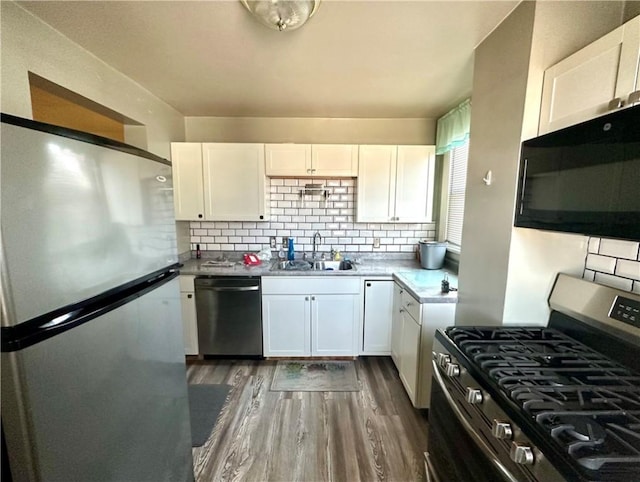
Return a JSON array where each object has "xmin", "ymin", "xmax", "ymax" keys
[
  {"xmin": 202, "ymin": 143, "xmax": 268, "ymax": 221},
  {"xmin": 311, "ymin": 294, "xmax": 358, "ymax": 356},
  {"xmin": 265, "ymin": 144, "xmax": 311, "ymax": 176},
  {"xmin": 170, "ymin": 143, "xmax": 204, "ymax": 220},
  {"xmin": 356, "ymin": 145, "xmax": 396, "ymax": 222},
  {"xmin": 311, "ymin": 144, "xmax": 358, "ymax": 177},
  {"xmin": 180, "ymin": 291, "xmax": 199, "ymax": 355},
  {"xmin": 539, "ymin": 16, "xmax": 640, "ymax": 134},
  {"xmin": 390, "ymin": 283, "xmax": 404, "ymax": 369},
  {"xmin": 263, "ymin": 295, "xmax": 310, "ymax": 356},
  {"xmin": 399, "ymin": 311, "xmax": 420, "ymax": 405},
  {"xmin": 395, "ymin": 145, "xmax": 435, "ymax": 223},
  {"xmin": 362, "ymin": 280, "xmax": 394, "ymax": 354}
]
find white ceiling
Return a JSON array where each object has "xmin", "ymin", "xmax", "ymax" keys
[{"xmin": 18, "ymin": 0, "xmax": 519, "ymax": 119}]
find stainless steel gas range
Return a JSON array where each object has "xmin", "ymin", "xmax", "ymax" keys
[{"xmin": 426, "ymin": 274, "xmax": 640, "ymax": 482}]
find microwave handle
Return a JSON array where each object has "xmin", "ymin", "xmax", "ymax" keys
[
  {"xmin": 432, "ymin": 360, "xmax": 520, "ymax": 482},
  {"xmin": 519, "ymin": 158, "xmax": 528, "ymax": 215}
]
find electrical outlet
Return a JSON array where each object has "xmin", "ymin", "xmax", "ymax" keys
[
  {"xmin": 270, "ymin": 237, "xmax": 277, "ymax": 249},
  {"xmin": 282, "ymin": 237, "xmax": 289, "ymax": 249},
  {"xmin": 373, "ymin": 238, "xmax": 380, "ymax": 248}
]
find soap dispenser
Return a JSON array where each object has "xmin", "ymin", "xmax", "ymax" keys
[{"xmin": 287, "ymin": 237, "xmax": 295, "ymax": 261}]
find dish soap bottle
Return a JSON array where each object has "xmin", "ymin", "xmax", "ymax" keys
[{"xmin": 287, "ymin": 237, "xmax": 295, "ymax": 261}]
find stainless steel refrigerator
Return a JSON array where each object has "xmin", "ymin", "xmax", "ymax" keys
[{"xmin": 1, "ymin": 114, "xmax": 194, "ymax": 482}]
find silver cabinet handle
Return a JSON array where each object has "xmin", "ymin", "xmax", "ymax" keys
[{"xmin": 432, "ymin": 361, "xmax": 519, "ymax": 482}]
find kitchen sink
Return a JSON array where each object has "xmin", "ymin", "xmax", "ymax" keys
[{"xmin": 270, "ymin": 259, "xmax": 356, "ymax": 272}]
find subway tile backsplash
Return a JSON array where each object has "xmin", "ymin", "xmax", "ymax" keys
[
  {"xmin": 189, "ymin": 177, "xmax": 436, "ymax": 254},
  {"xmin": 583, "ymin": 237, "xmax": 640, "ymax": 293}
]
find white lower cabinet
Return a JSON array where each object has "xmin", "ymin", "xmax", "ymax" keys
[
  {"xmin": 179, "ymin": 275, "xmax": 198, "ymax": 355},
  {"xmin": 262, "ymin": 295, "xmax": 309, "ymax": 356},
  {"xmin": 391, "ymin": 281, "xmax": 456, "ymax": 408},
  {"xmin": 262, "ymin": 277, "xmax": 361, "ymax": 357},
  {"xmin": 390, "ymin": 283, "xmax": 403, "ymax": 366},
  {"xmin": 399, "ymin": 311, "xmax": 421, "ymax": 403},
  {"xmin": 362, "ymin": 279, "xmax": 394, "ymax": 354}
]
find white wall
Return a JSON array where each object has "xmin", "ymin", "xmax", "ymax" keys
[
  {"xmin": 456, "ymin": 1, "xmax": 627, "ymax": 326},
  {"xmin": 0, "ymin": 1, "xmax": 185, "ymax": 159},
  {"xmin": 185, "ymin": 116, "xmax": 436, "ymax": 145}
]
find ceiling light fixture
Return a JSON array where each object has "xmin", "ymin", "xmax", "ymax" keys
[{"xmin": 240, "ymin": 0, "xmax": 320, "ymax": 32}]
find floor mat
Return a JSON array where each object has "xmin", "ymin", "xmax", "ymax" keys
[
  {"xmin": 187, "ymin": 384, "xmax": 232, "ymax": 447},
  {"xmin": 270, "ymin": 360, "xmax": 359, "ymax": 392}
]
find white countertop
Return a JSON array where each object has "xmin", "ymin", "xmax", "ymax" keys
[{"xmin": 179, "ymin": 258, "xmax": 458, "ymax": 303}]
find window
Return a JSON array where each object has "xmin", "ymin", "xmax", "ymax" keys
[{"xmin": 444, "ymin": 141, "xmax": 469, "ymax": 249}]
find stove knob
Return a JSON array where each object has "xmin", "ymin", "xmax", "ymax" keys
[
  {"xmin": 436, "ymin": 353, "xmax": 451, "ymax": 367},
  {"xmin": 445, "ymin": 363, "xmax": 460, "ymax": 377},
  {"xmin": 465, "ymin": 388, "xmax": 483, "ymax": 404},
  {"xmin": 510, "ymin": 443, "xmax": 534, "ymax": 465},
  {"xmin": 492, "ymin": 420, "xmax": 513, "ymax": 439}
]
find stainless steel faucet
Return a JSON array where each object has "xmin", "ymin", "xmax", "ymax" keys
[{"xmin": 312, "ymin": 231, "xmax": 322, "ymax": 259}]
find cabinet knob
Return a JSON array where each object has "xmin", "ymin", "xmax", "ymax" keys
[
  {"xmin": 307, "ymin": 169, "xmax": 312, "ymax": 173},
  {"xmin": 305, "ymin": 296, "xmax": 309, "ymax": 301},
  {"xmin": 259, "ymin": 215, "xmax": 264, "ymax": 220},
  {"xmin": 311, "ymin": 296, "xmax": 316, "ymax": 301},
  {"xmin": 187, "ymin": 294, "xmax": 193, "ymax": 299},
  {"xmin": 366, "ymin": 283, "xmax": 371, "ymax": 287},
  {"xmin": 198, "ymin": 214, "xmax": 203, "ymax": 219}
]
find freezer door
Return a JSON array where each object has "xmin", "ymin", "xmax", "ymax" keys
[
  {"xmin": 1, "ymin": 277, "xmax": 193, "ymax": 482},
  {"xmin": 1, "ymin": 120, "xmax": 178, "ymax": 325}
]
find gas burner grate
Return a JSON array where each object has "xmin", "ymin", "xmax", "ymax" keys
[{"xmin": 446, "ymin": 326, "xmax": 640, "ymax": 473}]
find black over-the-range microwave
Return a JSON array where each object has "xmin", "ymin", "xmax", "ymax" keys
[{"xmin": 515, "ymin": 104, "xmax": 640, "ymax": 241}]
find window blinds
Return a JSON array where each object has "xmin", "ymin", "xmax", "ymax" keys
[{"xmin": 446, "ymin": 142, "xmax": 469, "ymax": 247}]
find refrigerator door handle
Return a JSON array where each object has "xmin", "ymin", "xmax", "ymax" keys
[{"xmin": 1, "ymin": 270, "xmax": 178, "ymax": 353}]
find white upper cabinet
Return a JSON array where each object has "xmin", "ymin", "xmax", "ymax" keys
[
  {"xmin": 202, "ymin": 143, "xmax": 268, "ymax": 221},
  {"xmin": 357, "ymin": 145, "xmax": 435, "ymax": 223},
  {"xmin": 357, "ymin": 145, "xmax": 397, "ymax": 222},
  {"xmin": 311, "ymin": 144, "xmax": 359, "ymax": 176},
  {"xmin": 265, "ymin": 143, "xmax": 358, "ymax": 177},
  {"xmin": 170, "ymin": 143, "xmax": 205, "ymax": 221},
  {"xmin": 395, "ymin": 146, "xmax": 436, "ymax": 223},
  {"xmin": 539, "ymin": 15, "xmax": 640, "ymax": 135},
  {"xmin": 265, "ymin": 144, "xmax": 311, "ymax": 176},
  {"xmin": 170, "ymin": 142, "xmax": 268, "ymax": 221}
]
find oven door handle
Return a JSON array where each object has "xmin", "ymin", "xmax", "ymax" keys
[
  {"xmin": 432, "ymin": 360, "xmax": 520, "ymax": 482},
  {"xmin": 424, "ymin": 451, "xmax": 441, "ymax": 482}
]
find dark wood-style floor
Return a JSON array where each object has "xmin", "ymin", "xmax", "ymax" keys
[{"xmin": 186, "ymin": 357, "xmax": 429, "ymax": 482}]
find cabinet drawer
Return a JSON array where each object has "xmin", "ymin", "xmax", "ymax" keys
[
  {"xmin": 179, "ymin": 275, "xmax": 195, "ymax": 292},
  {"xmin": 401, "ymin": 289, "xmax": 421, "ymax": 324},
  {"xmin": 262, "ymin": 276, "xmax": 360, "ymax": 295}
]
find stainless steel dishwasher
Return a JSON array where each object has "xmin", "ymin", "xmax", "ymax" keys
[{"xmin": 194, "ymin": 276, "xmax": 262, "ymax": 356}]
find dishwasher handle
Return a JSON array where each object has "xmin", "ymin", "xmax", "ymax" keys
[{"xmin": 197, "ymin": 285, "xmax": 259, "ymax": 292}]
